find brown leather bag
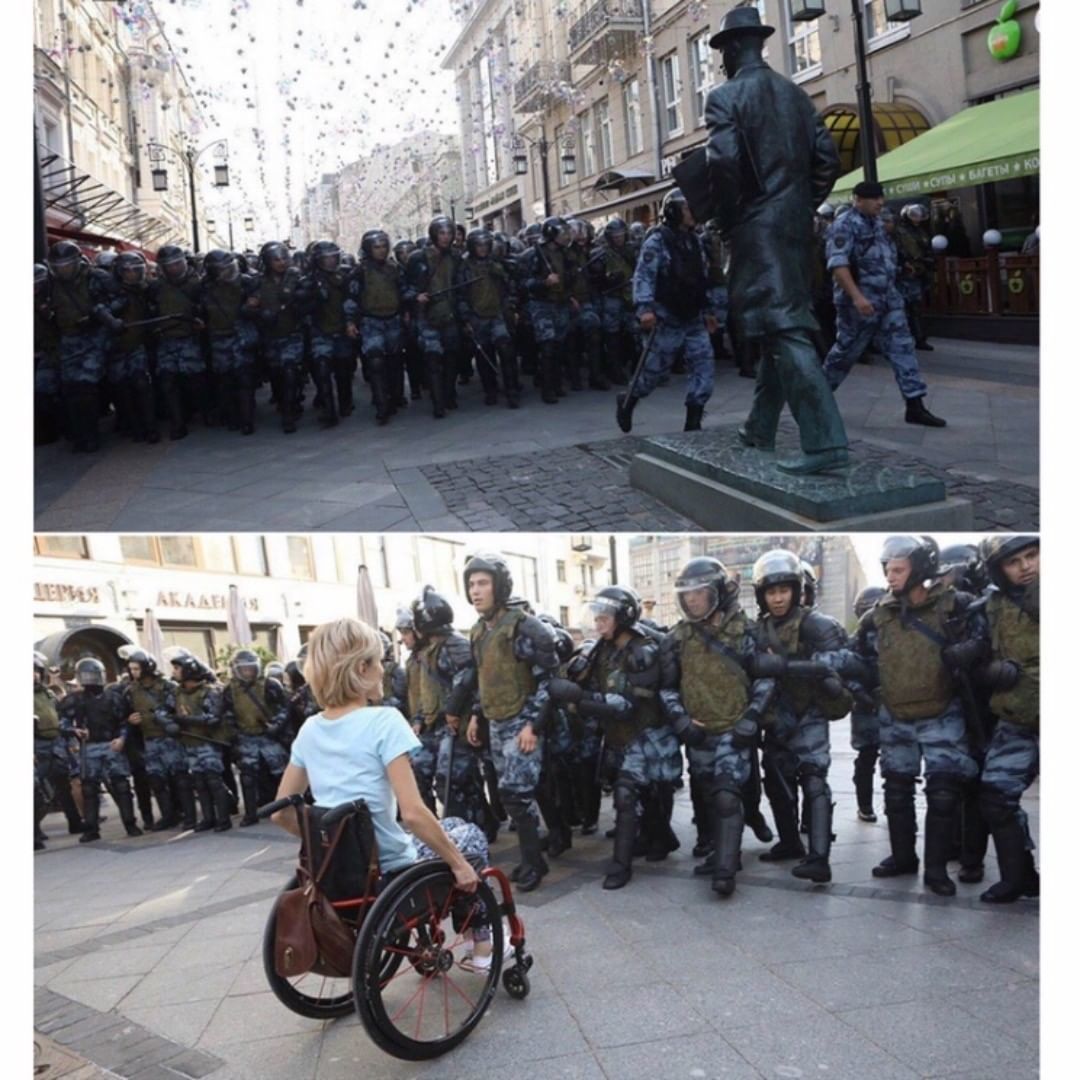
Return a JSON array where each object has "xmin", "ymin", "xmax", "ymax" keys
[{"xmin": 273, "ymin": 805, "xmax": 377, "ymax": 979}]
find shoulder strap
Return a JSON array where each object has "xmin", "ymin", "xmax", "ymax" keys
[{"xmin": 240, "ymin": 681, "xmax": 275, "ymax": 723}]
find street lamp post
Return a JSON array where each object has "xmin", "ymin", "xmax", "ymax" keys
[
  {"xmin": 147, "ymin": 139, "xmax": 230, "ymax": 252},
  {"xmin": 512, "ymin": 132, "xmax": 575, "ymax": 219}
]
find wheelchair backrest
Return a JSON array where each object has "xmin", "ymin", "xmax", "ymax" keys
[{"xmin": 298, "ymin": 802, "xmax": 379, "ymax": 904}]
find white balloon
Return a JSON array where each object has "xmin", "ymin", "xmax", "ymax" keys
[
  {"xmin": 983, "ymin": 229, "xmax": 1003, "ymax": 247},
  {"xmin": 931, "ymin": 234, "xmax": 949, "ymax": 252}
]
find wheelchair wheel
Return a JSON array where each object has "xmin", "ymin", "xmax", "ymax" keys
[
  {"xmin": 262, "ymin": 876, "xmax": 354, "ymax": 1019},
  {"xmin": 352, "ymin": 861, "xmax": 503, "ymax": 1060},
  {"xmin": 502, "ymin": 966, "xmax": 530, "ymax": 1000}
]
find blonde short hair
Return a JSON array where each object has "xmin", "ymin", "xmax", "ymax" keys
[{"xmin": 303, "ymin": 617, "xmax": 383, "ymax": 709}]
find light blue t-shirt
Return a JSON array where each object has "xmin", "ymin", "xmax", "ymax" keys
[{"xmin": 289, "ymin": 705, "xmax": 421, "ymax": 872}]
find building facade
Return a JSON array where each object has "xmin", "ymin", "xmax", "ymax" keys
[
  {"xmin": 445, "ymin": 0, "xmax": 1038, "ymax": 244},
  {"xmin": 33, "ymin": 533, "xmax": 626, "ymax": 679}
]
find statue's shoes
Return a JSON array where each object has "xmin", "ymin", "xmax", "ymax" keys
[
  {"xmin": 736, "ymin": 425, "xmax": 775, "ymax": 451},
  {"xmin": 776, "ymin": 448, "xmax": 850, "ymax": 475}
]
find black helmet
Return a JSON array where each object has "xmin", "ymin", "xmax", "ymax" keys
[
  {"xmin": 463, "ymin": 552, "xmax": 513, "ymax": 607},
  {"xmin": 260, "ymin": 241, "xmax": 290, "ymax": 269},
  {"xmin": 157, "ymin": 244, "xmax": 189, "ymax": 280},
  {"xmin": 203, "ymin": 249, "xmax": 239, "ymax": 282},
  {"xmin": 588, "ymin": 585, "xmax": 641, "ymax": 634},
  {"xmin": 524, "ymin": 222, "xmax": 542, "ymax": 246},
  {"xmin": 661, "ymin": 187, "xmax": 690, "ymax": 229},
  {"xmin": 35, "ymin": 263, "xmax": 48, "ymax": 289},
  {"xmin": 466, "ymin": 228, "xmax": 492, "ymax": 257},
  {"xmin": 361, "ymin": 229, "xmax": 391, "ymax": 259},
  {"xmin": 231, "ymin": 649, "xmax": 261, "ymax": 682},
  {"xmin": 177, "ymin": 656, "xmax": 211, "ymax": 683},
  {"xmin": 801, "ymin": 561, "xmax": 818, "ymax": 607},
  {"xmin": 394, "ymin": 606, "xmax": 416, "ymax": 633},
  {"xmin": 95, "ymin": 251, "xmax": 118, "ymax": 271},
  {"xmin": 853, "ymin": 586, "xmax": 887, "ymax": 619},
  {"xmin": 285, "ymin": 659, "xmax": 306, "ymax": 687},
  {"xmin": 114, "ymin": 251, "xmax": 147, "ymax": 285},
  {"xmin": 938, "ymin": 543, "xmax": 989, "ymax": 594},
  {"xmin": 310, "ymin": 240, "xmax": 340, "ymax": 272},
  {"xmin": 74, "ymin": 657, "xmax": 107, "ymax": 688},
  {"xmin": 393, "ymin": 238, "xmax": 414, "ymax": 264},
  {"xmin": 378, "ymin": 631, "xmax": 394, "ymax": 663},
  {"xmin": 266, "ymin": 661, "xmax": 285, "ymax": 682},
  {"xmin": 752, "ymin": 549, "xmax": 803, "ymax": 610},
  {"xmin": 507, "ymin": 595, "xmax": 535, "ymax": 615},
  {"xmin": 34, "ymin": 650, "xmax": 49, "ymax": 676},
  {"xmin": 979, "ymin": 535, "xmax": 1039, "ymax": 590},
  {"xmin": 674, "ymin": 556, "xmax": 734, "ymax": 622},
  {"xmin": 629, "ymin": 221, "xmax": 646, "ymax": 242},
  {"xmin": 491, "ymin": 231, "xmax": 509, "ymax": 258},
  {"xmin": 412, "ymin": 585, "xmax": 454, "ymax": 636},
  {"xmin": 879, "ymin": 536, "xmax": 939, "ymax": 593},
  {"xmin": 604, "ymin": 216, "xmax": 628, "ymax": 244},
  {"xmin": 48, "ymin": 240, "xmax": 83, "ymax": 274},
  {"xmin": 541, "ymin": 216, "xmax": 571, "ymax": 245},
  {"xmin": 126, "ymin": 648, "xmax": 158, "ymax": 676},
  {"xmin": 428, "ymin": 215, "xmax": 454, "ymax": 246},
  {"xmin": 538, "ymin": 614, "xmax": 575, "ymax": 662}
]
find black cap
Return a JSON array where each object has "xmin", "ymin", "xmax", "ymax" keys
[
  {"xmin": 853, "ymin": 181, "xmax": 885, "ymax": 198},
  {"xmin": 709, "ymin": 5, "xmax": 776, "ymax": 49}
]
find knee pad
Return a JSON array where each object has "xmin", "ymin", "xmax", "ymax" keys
[
  {"xmin": 711, "ymin": 786, "xmax": 743, "ymax": 818},
  {"xmin": 978, "ymin": 786, "xmax": 1017, "ymax": 830},
  {"xmin": 612, "ymin": 781, "xmax": 638, "ymax": 816},
  {"xmin": 882, "ymin": 773, "xmax": 916, "ymax": 809},
  {"xmin": 924, "ymin": 774, "xmax": 963, "ymax": 818},
  {"xmin": 798, "ymin": 768, "xmax": 830, "ymax": 801}
]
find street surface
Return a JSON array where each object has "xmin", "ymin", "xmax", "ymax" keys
[
  {"xmin": 35, "ymin": 338, "xmax": 1038, "ymax": 533},
  {"xmin": 34, "ymin": 736, "xmax": 1039, "ymax": 1080}
]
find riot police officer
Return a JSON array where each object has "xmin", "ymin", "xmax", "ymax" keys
[
  {"xmin": 659, "ymin": 558, "xmax": 775, "ymax": 896},
  {"xmin": 34, "ymin": 263, "xmax": 63, "ymax": 445},
  {"xmin": 463, "ymin": 553, "xmax": 559, "ymax": 890},
  {"xmin": 121, "ymin": 649, "xmax": 187, "ymax": 831},
  {"xmin": 594, "ymin": 216, "xmax": 639, "ymax": 385},
  {"xmin": 149, "ymin": 244, "xmax": 207, "ymax": 440},
  {"xmin": 34, "ymin": 651, "xmax": 84, "ymax": 841},
  {"xmin": 565, "ymin": 218, "xmax": 607, "ymax": 391},
  {"xmin": 298, "ymin": 240, "xmax": 355, "ymax": 426},
  {"xmin": 619, "ymin": 188, "xmax": 719, "ymax": 433},
  {"xmin": 520, "ymin": 216, "xmax": 576, "ymax": 404},
  {"xmin": 975, "ymin": 536, "xmax": 1040, "ymax": 903},
  {"xmin": 255, "ymin": 241, "xmax": 306, "ymax": 434},
  {"xmin": 896, "ymin": 203, "xmax": 935, "ymax": 351},
  {"xmin": 59, "ymin": 658, "xmax": 143, "ymax": 842},
  {"xmin": 851, "ymin": 585, "xmax": 887, "ymax": 822},
  {"xmin": 854, "ymin": 536, "xmax": 987, "ymax": 896},
  {"xmin": 379, "ymin": 630, "xmax": 408, "ymax": 717},
  {"xmin": 220, "ymin": 650, "xmax": 290, "ymax": 825},
  {"xmin": 751, "ymin": 550, "xmax": 861, "ymax": 884},
  {"xmin": 550, "ymin": 586, "xmax": 681, "ymax": 890}
]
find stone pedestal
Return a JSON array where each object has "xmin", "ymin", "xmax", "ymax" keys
[{"xmin": 630, "ymin": 430, "xmax": 974, "ymax": 531}]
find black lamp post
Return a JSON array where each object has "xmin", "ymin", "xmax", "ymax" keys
[
  {"xmin": 791, "ymin": 1, "xmax": 922, "ymax": 185},
  {"xmin": 510, "ymin": 132, "xmax": 576, "ymax": 218},
  {"xmin": 147, "ymin": 138, "xmax": 230, "ymax": 253}
]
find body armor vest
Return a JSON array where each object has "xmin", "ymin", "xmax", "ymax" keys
[
  {"xmin": 538, "ymin": 244, "xmax": 567, "ymax": 303},
  {"xmin": 406, "ymin": 655, "xmax": 422, "ymax": 721},
  {"xmin": 655, "ymin": 226, "xmax": 707, "ymax": 320},
  {"xmin": 361, "ymin": 263, "xmax": 401, "ymax": 318},
  {"xmin": 465, "ymin": 261, "xmax": 503, "ymax": 318},
  {"xmin": 471, "ymin": 608, "xmax": 536, "ymax": 722},
  {"xmin": 259, "ymin": 271, "xmax": 302, "ymax": 337},
  {"xmin": 759, "ymin": 610, "xmax": 846, "ymax": 720},
  {"xmin": 34, "ymin": 687, "xmax": 60, "ymax": 739},
  {"xmin": 674, "ymin": 611, "xmax": 750, "ymax": 734},
  {"xmin": 156, "ymin": 277, "xmax": 201, "ymax": 339},
  {"xmin": 424, "ymin": 250, "xmax": 456, "ymax": 326},
  {"xmin": 588, "ymin": 639, "xmax": 656, "ymax": 749},
  {"xmin": 204, "ymin": 280, "xmax": 244, "ymax": 335},
  {"xmin": 871, "ymin": 587, "xmax": 957, "ymax": 720},
  {"xmin": 65, "ymin": 690, "xmax": 117, "ymax": 743},
  {"xmin": 415, "ymin": 639, "xmax": 449, "ymax": 728},
  {"xmin": 566, "ymin": 247, "xmax": 591, "ymax": 302},
  {"xmin": 231, "ymin": 677, "xmax": 271, "ymax": 735},
  {"xmin": 113, "ymin": 288, "xmax": 149, "ymax": 353},
  {"xmin": 130, "ymin": 677, "xmax": 169, "ymax": 739},
  {"xmin": 315, "ymin": 274, "xmax": 347, "ymax": 335},
  {"xmin": 176, "ymin": 684, "xmax": 217, "ymax": 746},
  {"xmin": 704, "ymin": 231, "xmax": 727, "ymax": 287},
  {"xmin": 52, "ymin": 272, "xmax": 94, "ymax": 334},
  {"xmin": 604, "ymin": 246, "xmax": 635, "ymax": 303},
  {"xmin": 36, "ymin": 300, "xmax": 60, "ymax": 358},
  {"xmin": 988, "ymin": 592, "xmax": 1039, "ymax": 731}
]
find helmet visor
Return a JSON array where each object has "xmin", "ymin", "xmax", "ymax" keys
[{"xmin": 675, "ymin": 581, "xmax": 719, "ymax": 622}]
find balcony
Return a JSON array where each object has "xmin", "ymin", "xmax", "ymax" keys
[
  {"xmin": 567, "ymin": 0, "xmax": 645, "ymax": 67},
  {"xmin": 513, "ymin": 60, "xmax": 572, "ymax": 113}
]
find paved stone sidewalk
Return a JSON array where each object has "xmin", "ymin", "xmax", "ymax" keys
[
  {"xmin": 34, "ymin": 338, "xmax": 1037, "ymax": 532},
  {"xmin": 34, "ymin": 736, "xmax": 1039, "ymax": 1080}
]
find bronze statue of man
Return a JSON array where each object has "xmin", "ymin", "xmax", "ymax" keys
[{"xmin": 705, "ymin": 5, "xmax": 849, "ymax": 474}]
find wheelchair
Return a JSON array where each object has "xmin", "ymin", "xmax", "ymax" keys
[{"xmin": 258, "ymin": 793, "xmax": 533, "ymax": 1061}]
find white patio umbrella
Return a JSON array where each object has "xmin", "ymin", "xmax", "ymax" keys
[
  {"xmin": 356, "ymin": 564, "xmax": 379, "ymax": 629},
  {"xmin": 274, "ymin": 622, "xmax": 302, "ymax": 662},
  {"xmin": 141, "ymin": 608, "xmax": 165, "ymax": 665},
  {"xmin": 226, "ymin": 584, "xmax": 253, "ymax": 646}
]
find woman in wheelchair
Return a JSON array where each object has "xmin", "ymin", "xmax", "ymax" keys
[{"xmin": 262, "ymin": 617, "xmax": 532, "ymax": 1061}]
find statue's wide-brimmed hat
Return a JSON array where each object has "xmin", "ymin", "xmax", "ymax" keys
[{"xmin": 709, "ymin": 5, "xmax": 776, "ymax": 49}]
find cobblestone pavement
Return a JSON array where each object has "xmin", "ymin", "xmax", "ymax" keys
[
  {"xmin": 34, "ymin": 338, "xmax": 1037, "ymax": 532},
  {"xmin": 33, "ymin": 735, "xmax": 1039, "ymax": 1080}
]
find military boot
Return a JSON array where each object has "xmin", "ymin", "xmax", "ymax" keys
[
  {"xmin": 539, "ymin": 344, "xmax": 559, "ymax": 404},
  {"xmin": 874, "ymin": 776, "xmax": 919, "ymax": 877},
  {"xmin": 792, "ymin": 780, "xmax": 833, "ymax": 883},
  {"xmin": 210, "ymin": 776, "xmax": 233, "ymax": 832},
  {"xmin": 426, "ymin": 355, "xmax": 446, "ymax": 418},
  {"xmin": 112, "ymin": 780, "xmax": 143, "ymax": 837},
  {"xmin": 691, "ymin": 778, "xmax": 713, "ymax": 859},
  {"xmin": 513, "ymin": 810, "xmax": 548, "ymax": 892},
  {"xmin": 645, "ymin": 785, "xmax": 680, "ymax": 861},
  {"xmin": 79, "ymin": 785, "xmax": 101, "ymax": 843},
  {"xmin": 160, "ymin": 375, "xmax": 188, "ymax": 441},
  {"xmin": 315, "ymin": 367, "xmax": 338, "ymax": 427},
  {"xmin": 759, "ymin": 772, "xmax": 805, "ymax": 862},
  {"xmin": 684, "ymin": 404, "xmax": 705, "ymax": 432},
  {"xmin": 498, "ymin": 342, "xmax": 522, "ymax": 408},
  {"xmin": 175, "ymin": 773, "xmax": 198, "ymax": 830},
  {"xmin": 335, "ymin": 358, "xmax": 355, "ymax": 417},
  {"xmin": 905, "ymin": 396, "xmax": 947, "ymax": 427},
  {"xmin": 192, "ymin": 776, "xmax": 216, "ymax": 832},
  {"xmin": 603, "ymin": 804, "xmax": 637, "ymax": 890},
  {"xmin": 239, "ymin": 774, "xmax": 261, "ymax": 826},
  {"xmin": 150, "ymin": 776, "xmax": 177, "ymax": 831},
  {"xmin": 369, "ymin": 357, "xmax": 393, "ymax": 425},
  {"xmin": 980, "ymin": 814, "xmax": 1038, "ymax": 903},
  {"xmin": 923, "ymin": 777, "xmax": 961, "ymax": 896},
  {"xmin": 576, "ymin": 761, "xmax": 601, "ymax": 835},
  {"xmin": 710, "ymin": 792, "xmax": 744, "ymax": 897},
  {"xmin": 587, "ymin": 336, "xmax": 610, "ymax": 390},
  {"xmin": 615, "ymin": 392, "xmax": 640, "ymax": 433},
  {"xmin": 854, "ymin": 747, "xmax": 878, "ymax": 822},
  {"xmin": 958, "ymin": 784, "xmax": 988, "ymax": 883}
]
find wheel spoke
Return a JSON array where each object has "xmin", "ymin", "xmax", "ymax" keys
[
  {"xmin": 390, "ymin": 971, "xmax": 434, "ymax": 1024},
  {"xmin": 442, "ymin": 971, "xmax": 478, "ymax": 1013}
]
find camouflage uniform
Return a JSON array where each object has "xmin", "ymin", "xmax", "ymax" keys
[
  {"xmin": 34, "ymin": 683, "xmax": 84, "ymax": 834},
  {"xmin": 221, "ymin": 675, "xmax": 290, "ymax": 822},
  {"xmin": 822, "ymin": 208, "xmax": 928, "ymax": 400},
  {"xmin": 169, "ymin": 681, "xmax": 232, "ymax": 831},
  {"xmin": 404, "ymin": 245, "xmax": 463, "ymax": 414}
]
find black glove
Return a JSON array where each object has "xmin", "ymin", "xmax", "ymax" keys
[
  {"xmin": 547, "ymin": 677, "xmax": 584, "ymax": 705},
  {"xmin": 979, "ymin": 660, "xmax": 1021, "ymax": 691},
  {"xmin": 821, "ymin": 675, "xmax": 845, "ymax": 699},
  {"xmin": 751, "ymin": 653, "xmax": 787, "ymax": 678},
  {"xmin": 730, "ymin": 713, "xmax": 760, "ymax": 750},
  {"xmin": 674, "ymin": 715, "xmax": 708, "ymax": 749},
  {"xmin": 103, "ymin": 312, "xmax": 124, "ymax": 332},
  {"xmin": 942, "ymin": 639, "xmax": 984, "ymax": 671},
  {"xmin": 164, "ymin": 721, "xmax": 181, "ymax": 737}
]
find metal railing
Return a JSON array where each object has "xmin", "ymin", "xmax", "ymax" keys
[
  {"xmin": 568, "ymin": 0, "xmax": 645, "ymax": 54},
  {"xmin": 513, "ymin": 60, "xmax": 572, "ymax": 109}
]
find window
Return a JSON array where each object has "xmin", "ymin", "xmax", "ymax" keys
[
  {"xmin": 787, "ymin": 3, "xmax": 822, "ymax": 78},
  {"xmin": 660, "ymin": 53, "xmax": 682, "ymax": 139},
  {"xmin": 864, "ymin": 0, "xmax": 908, "ymax": 44},
  {"xmin": 479, "ymin": 52, "xmax": 501, "ymax": 187},
  {"xmin": 596, "ymin": 99, "xmax": 613, "ymax": 169},
  {"xmin": 559, "ymin": 606, "xmax": 570, "ymax": 627},
  {"xmin": 286, "ymin": 536, "xmax": 314, "ymax": 580},
  {"xmin": 35, "ymin": 536, "xmax": 88, "ymax": 559},
  {"xmin": 580, "ymin": 111, "xmax": 596, "ymax": 176},
  {"xmin": 159, "ymin": 536, "xmax": 198, "ymax": 569},
  {"xmin": 200, "ymin": 535, "xmax": 236, "ymax": 574},
  {"xmin": 689, "ymin": 32, "xmax": 712, "ymax": 127},
  {"xmin": 556, "ymin": 560, "xmax": 567, "ymax": 583},
  {"xmin": 158, "ymin": 626, "xmax": 216, "ymax": 667},
  {"xmin": 233, "ymin": 535, "xmax": 268, "ymax": 576},
  {"xmin": 623, "ymin": 78, "xmax": 643, "ymax": 156}
]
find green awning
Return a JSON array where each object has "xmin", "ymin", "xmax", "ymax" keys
[{"xmin": 830, "ymin": 88, "xmax": 1039, "ymax": 201}]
